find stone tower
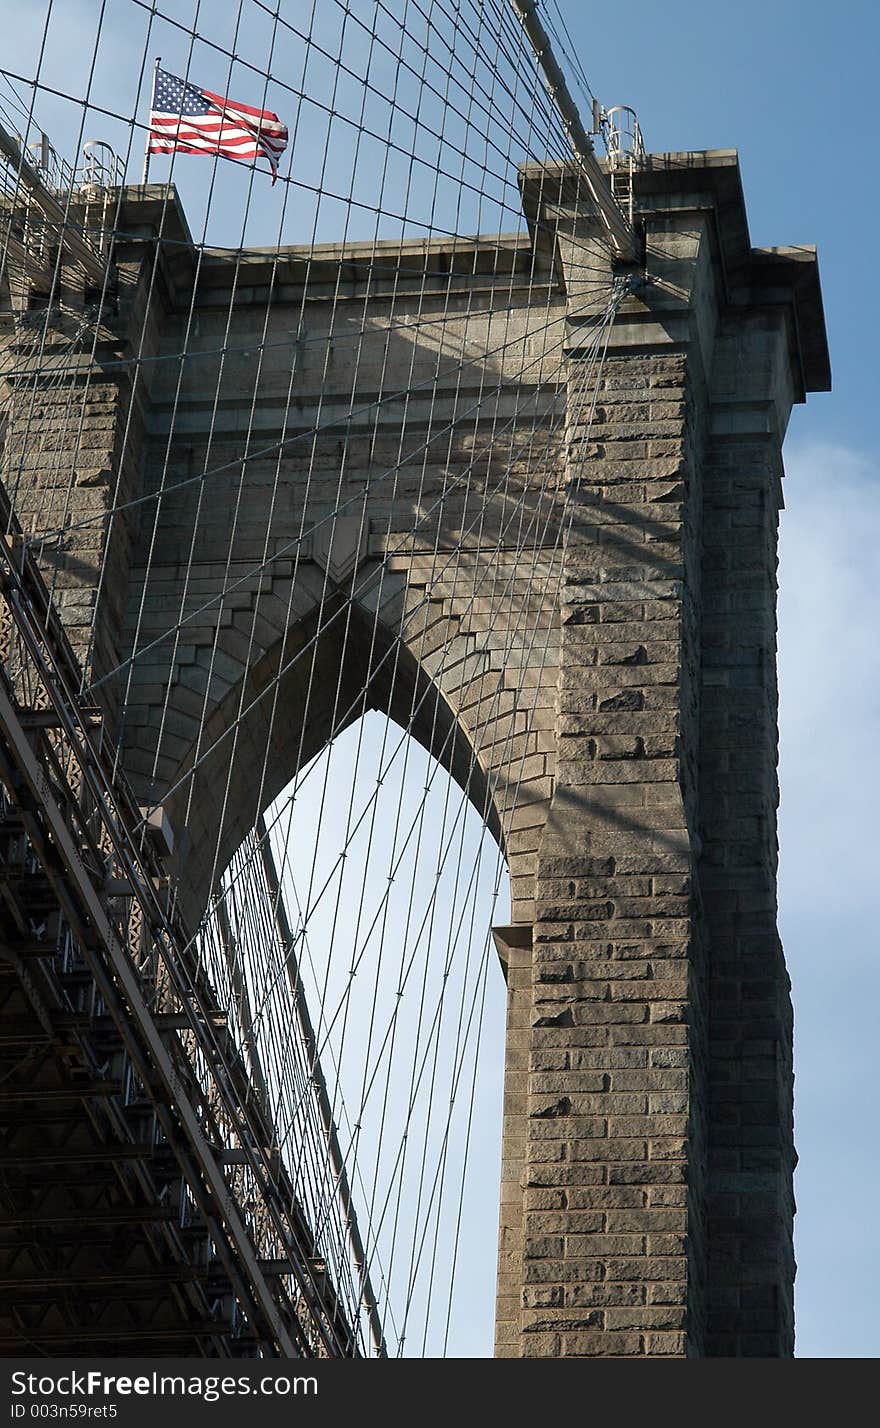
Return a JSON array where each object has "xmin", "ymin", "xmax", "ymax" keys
[{"xmin": 0, "ymin": 150, "xmax": 829, "ymax": 1355}]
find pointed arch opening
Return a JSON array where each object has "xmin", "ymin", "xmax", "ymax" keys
[
  {"xmin": 196, "ymin": 703, "xmax": 509, "ymax": 1357},
  {"xmin": 134, "ymin": 594, "xmax": 522, "ymax": 1355},
  {"xmin": 152, "ymin": 594, "xmax": 509, "ymax": 929}
]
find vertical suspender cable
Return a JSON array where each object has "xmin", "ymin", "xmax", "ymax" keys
[{"xmin": 256, "ymin": 815, "xmax": 387, "ymax": 1359}]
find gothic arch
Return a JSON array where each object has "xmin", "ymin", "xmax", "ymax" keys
[{"xmin": 121, "ymin": 558, "xmax": 558, "ymax": 929}]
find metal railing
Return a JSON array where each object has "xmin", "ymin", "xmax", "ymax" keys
[
  {"xmin": 1, "ymin": 128, "xmax": 125, "ymax": 295},
  {"xmin": 603, "ymin": 105, "xmax": 645, "ymax": 229},
  {"xmin": 78, "ymin": 140, "xmax": 126, "ymax": 192}
]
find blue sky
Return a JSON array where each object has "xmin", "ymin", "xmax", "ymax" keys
[{"xmin": 2, "ymin": 0, "xmax": 877, "ymax": 1357}]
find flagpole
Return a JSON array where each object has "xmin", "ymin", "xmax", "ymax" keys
[{"xmin": 142, "ymin": 56, "xmax": 161, "ymax": 183}]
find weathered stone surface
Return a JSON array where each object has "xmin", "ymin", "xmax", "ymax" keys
[
  {"xmin": 0, "ymin": 151, "xmax": 827, "ymax": 1359},
  {"xmin": 496, "ymin": 156, "xmax": 827, "ymax": 1360}
]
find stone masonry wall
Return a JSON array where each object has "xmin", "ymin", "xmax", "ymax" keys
[
  {"xmin": 0, "ymin": 156, "xmax": 827, "ymax": 1357},
  {"xmin": 700, "ymin": 313, "xmax": 797, "ymax": 1356},
  {"xmin": 492, "ymin": 162, "xmax": 827, "ymax": 1356},
  {"xmin": 505, "ymin": 346, "xmax": 708, "ymax": 1357},
  {"xmin": 0, "ymin": 240, "xmax": 162, "ymax": 732}
]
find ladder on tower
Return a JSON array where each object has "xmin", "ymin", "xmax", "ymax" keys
[{"xmin": 604, "ymin": 105, "xmax": 645, "ymax": 229}]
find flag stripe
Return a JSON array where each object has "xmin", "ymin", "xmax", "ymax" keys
[
  {"xmin": 201, "ymin": 86, "xmax": 283, "ymax": 124},
  {"xmin": 150, "ymin": 118, "xmax": 286, "ymax": 150},
  {"xmin": 150, "ymin": 109, "xmax": 289, "ymax": 141},
  {"xmin": 150, "ymin": 118, "xmax": 286, "ymax": 155}
]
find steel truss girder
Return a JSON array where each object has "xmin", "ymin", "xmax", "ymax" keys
[{"xmin": 0, "ymin": 516, "xmax": 368, "ymax": 1358}]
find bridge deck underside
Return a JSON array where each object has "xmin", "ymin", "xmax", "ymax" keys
[{"xmin": 0, "ymin": 871, "xmax": 240, "ymax": 1355}]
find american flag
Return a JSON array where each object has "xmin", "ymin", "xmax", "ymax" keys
[{"xmin": 148, "ymin": 68, "xmax": 288, "ymax": 183}]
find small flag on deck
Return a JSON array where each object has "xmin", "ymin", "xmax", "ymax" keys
[{"xmin": 148, "ymin": 67, "xmax": 288, "ymax": 183}]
